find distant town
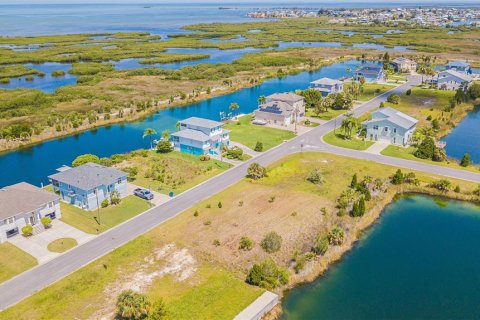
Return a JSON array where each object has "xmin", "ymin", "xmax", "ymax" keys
[{"xmin": 247, "ymin": 7, "xmax": 480, "ymax": 27}]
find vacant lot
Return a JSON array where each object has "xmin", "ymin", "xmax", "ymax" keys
[
  {"xmin": 323, "ymin": 130, "xmax": 374, "ymax": 150},
  {"xmin": 0, "ymin": 242, "xmax": 37, "ymax": 283},
  {"xmin": 225, "ymin": 115, "xmax": 296, "ymax": 151}
]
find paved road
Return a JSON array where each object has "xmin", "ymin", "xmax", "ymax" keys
[{"xmin": 1, "ymin": 76, "xmax": 480, "ymax": 311}]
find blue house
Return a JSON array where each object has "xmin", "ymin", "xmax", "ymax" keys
[
  {"xmin": 354, "ymin": 64, "xmax": 386, "ymax": 83},
  {"xmin": 48, "ymin": 163, "xmax": 128, "ymax": 211},
  {"xmin": 445, "ymin": 60, "xmax": 471, "ymax": 74},
  {"xmin": 171, "ymin": 117, "xmax": 230, "ymax": 156},
  {"xmin": 310, "ymin": 78, "xmax": 344, "ymax": 97},
  {"xmin": 362, "ymin": 107, "xmax": 417, "ymax": 145}
]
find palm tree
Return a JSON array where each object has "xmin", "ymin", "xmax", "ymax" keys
[
  {"xmin": 340, "ymin": 113, "xmax": 358, "ymax": 139},
  {"xmin": 143, "ymin": 128, "xmax": 157, "ymax": 150},
  {"xmin": 176, "ymin": 121, "xmax": 181, "ymax": 132},
  {"xmin": 229, "ymin": 102, "xmax": 240, "ymax": 116},
  {"xmin": 161, "ymin": 129, "xmax": 170, "ymax": 141},
  {"xmin": 116, "ymin": 290, "xmax": 151, "ymax": 320},
  {"xmin": 258, "ymin": 95, "xmax": 266, "ymax": 106}
]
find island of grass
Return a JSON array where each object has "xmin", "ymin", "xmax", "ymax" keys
[
  {"xmin": 47, "ymin": 238, "xmax": 78, "ymax": 253},
  {"xmin": 323, "ymin": 130, "xmax": 374, "ymax": 151},
  {"xmin": 225, "ymin": 115, "xmax": 296, "ymax": 151},
  {"xmin": 3, "ymin": 152, "xmax": 480, "ymax": 319},
  {"xmin": 0, "ymin": 243, "xmax": 37, "ymax": 283},
  {"xmin": 51, "ymin": 70, "xmax": 65, "ymax": 77}
]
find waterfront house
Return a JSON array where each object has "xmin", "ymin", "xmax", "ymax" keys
[
  {"xmin": 310, "ymin": 78, "xmax": 344, "ymax": 96},
  {"xmin": 390, "ymin": 57, "xmax": 417, "ymax": 73},
  {"xmin": 171, "ymin": 117, "xmax": 230, "ymax": 156},
  {"xmin": 354, "ymin": 64, "xmax": 386, "ymax": 83},
  {"xmin": 434, "ymin": 70, "xmax": 473, "ymax": 90},
  {"xmin": 0, "ymin": 182, "xmax": 61, "ymax": 243},
  {"xmin": 48, "ymin": 163, "xmax": 128, "ymax": 211},
  {"xmin": 445, "ymin": 60, "xmax": 471, "ymax": 73},
  {"xmin": 254, "ymin": 93, "xmax": 305, "ymax": 126},
  {"xmin": 362, "ymin": 107, "xmax": 417, "ymax": 145}
]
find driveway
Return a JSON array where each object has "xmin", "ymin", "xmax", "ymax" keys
[
  {"xmin": 127, "ymin": 183, "xmax": 171, "ymax": 207},
  {"xmin": 8, "ymin": 220, "xmax": 95, "ymax": 264},
  {"xmin": 365, "ymin": 140, "xmax": 391, "ymax": 155}
]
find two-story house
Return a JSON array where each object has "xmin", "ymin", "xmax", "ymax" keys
[
  {"xmin": 445, "ymin": 60, "xmax": 471, "ymax": 74},
  {"xmin": 171, "ymin": 117, "xmax": 230, "ymax": 156},
  {"xmin": 310, "ymin": 78, "xmax": 344, "ymax": 96},
  {"xmin": 254, "ymin": 93, "xmax": 305, "ymax": 126},
  {"xmin": 434, "ymin": 70, "xmax": 473, "ymax": 91},
  {"xmin": 354, "ymin": 64, "xmax": 386, "ymax": 83},
  {"xmin": 48, "ymin": 163, "xmax": 128, "ymax": 211},
  {"xmin": 391, "ymin": 57, "xmax": 417, "ymax": 73},
  {"xmin": 362, "ymin": 107, "xmax": 418, "ymax": 146},
  {"xmin": 0, "ymin": 182, "xmax": 61, "ymax": 243}
]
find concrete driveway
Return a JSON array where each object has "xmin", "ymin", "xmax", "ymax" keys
[
  {"xmin": 365, "ymin": 140, "xmax": 391, "ymax": 155},
  {"xmin": 127, "ymin": 183, "xmax": 171, "ymax": 206},
  {"xmin": 8, "ymin": 220, "xmax": 95, "ymax": 264}
]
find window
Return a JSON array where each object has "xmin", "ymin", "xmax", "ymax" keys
[
  {"xmin": 373, "ymin": 125, "xmax": 379, "ymax": 130},
  {"xmin": 393, "ymin": 128, "xmax": 397, "ymax": 133},
  {"xmin": 117, "ymin": 178, "xmax": 122, "ymax": 184},
  {"xmin": 384, "ymin": 127, "xmax": 389, "ymax": 132},
  {"xmin": 3, "ymin": 217, "xmax": 15, "ymax": 224}
]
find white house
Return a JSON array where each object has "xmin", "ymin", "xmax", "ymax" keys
[
  {"xmin": 310, "ymin": 78, "xmax": 344, "ymax": 96},
  {"xmin": 254, "ymin": 93, "xmax": 305, "ymax": 126},
  {"xmin": 171, "ymin": 117, "xmax": 230, "ymax": 156},
  {"xmin": 445, "ymin": 60, "xmax": 471, "ymax": 74},
  {"xmin": 48, "ymin": 163, "xmax": 128, "ymax": 211},
  {"xmin": 0, "ymin": 182, "xmax": 61, "ymax": 243},
  {"xmin": 391, "ymin": 57, "xmax": 417, "ymax": 73},
  {"xmin": 363, "ymin": 107, "xmax": 418, "ymax": 145},
  {"xmin": 434, "ymin": 70, "xmax": 473, "ymax": 90}
]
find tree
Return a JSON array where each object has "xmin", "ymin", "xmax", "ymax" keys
[
  {"xmin": 391, "ymin": 169, "xmax": 404, "ymax": 185},
  {"xmin": 148, "ymin": 300, "xmax": 167, "ymax": 320},
  {"xmin": 116, "ymin": 290, "xmax": 151, "ymax": 320},
  {"xmin": 247, "ymin": 163, "xmax": 267, "ymax": 180},
  {"xmin": 175, "ymin": 121, "xmax": 181, "ymax": 131},
  {"xmin": 246, "ymin": 258, "xmax": 289, "ymax": 289},
  {"xmin": 468, "ymin": 82, "xmax": 480, "ymax": 99},
  {"xmin": 306, "ymin": 168, "xmax": 323, "ymax": 185},
  {"xmin": 387, "ymin": 94, "xmax": 400, "ymax": 104},
  {"xmin": 161, "ymin": 130, "xmax": 170, "ymax": 141},
  {"xmin": 300, "ymin": 89, "xmax": 323, "ymax": 109},
  {"xmin": 350, "ymin": 173, "xmax": 358, "ymax": 188},
  {"xmin": 143, "ymin": 128, "xmax": 157, "ymax": 150},
  {"xmin": 254, "ymin": 141, "xmax": 263, "ymax": 152},
  {"xmin": 22, "ymin": 224, "xmax": 33, "ymax": 236},
  {"xmin": 239, "ymin": 236, "xmax": 254, "ymax": 251},
  {"xmin": 229, "ymin": 102, "xmax": 240, "ymax": 115},
  {"xmin": 340, "ymin": 114, "xmax": 358, "ymax": 139},
  {"xmin": 414, "ymin": 137, "xmax": 436, "ymax": 160},
  {"xmin": 101, "ymin": 199, "xmax": 109, "ymax": 208},
  {"xmin": 327, "ymin": 227, "xmax": 344, "ymax": 245},
  {"xmin": 460, "ymin": 153, "xmax": 471, "ymax": 167},
  {"xmin": 312, "ymin": 236, "xmax": 329, "ymax": 255},
  {"xmin": 41, "ymin": 216, "xmax": 52, "ymax": 228},
  {"xmin": 258, "ymin": 95, "xmax": 266, "ymax": 106},
  {"xmin": 428, "ymin": 179, "xmax": 451, "ymax": 193},
  {"xmin": 261, "ymin": 231, "xmax": 282, "ymax": 253},
  {"xmin": 110, "ymin": 190, "xmax": 121, "ymax": 205},
  {"xmin": 156, "ymin": 140, "xmax": 172, "ymax": 153},
  {"xmin": 72, "ymin": 154, "xmax": 100, "ymax": 167}
]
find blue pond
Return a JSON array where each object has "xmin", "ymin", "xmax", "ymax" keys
[
  {"xmin": 443, "ymin": 107, "xmax": 480, "ymax": 163},
  {"xmin": 0, "ymin": 60, "xmax": 361, "ymax": 188}
]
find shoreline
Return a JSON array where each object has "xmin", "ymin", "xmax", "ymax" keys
[{"xmin": 266, "ymin": 187, "xmax": 480, "ymax": 319}]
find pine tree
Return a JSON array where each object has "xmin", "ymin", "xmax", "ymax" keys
[
  {"xmin": 350, "ymin": 173, "xmax": 358, "ymax": 188},
  {"xmin": 358, "ymin": 197, "xmax": 366, "ymax": 216}
]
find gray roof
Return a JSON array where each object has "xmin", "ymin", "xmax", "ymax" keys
[
  {"xmin": 171, "ymin": 128, "xmax": 211, "ymax": 142},
  {"xmin": 439, "ymin": 70, "xmax": 473, "ymax": 82},
  {"xmin": 180, "ymin": 117, "xmax": 223, "ymax": 129},
  {"xmin": 258, "ymin": 100, "xmax": 293, "ymax": 116},
  {"xmin": 311, "ymin": 77, "xmax": 343, "ymax": 86},
  {"xmin": 48, "ymin": 163, "xmax": 127, "ymax": 191},
  {"xmin": 392, "ymin": 57, "xmax": 415, "ymax": 64},
  {"xmin": 446, "ymin": 60, "xmax": 470, "ymax": 68},
  {"xmin": 0, "ymin": 182, "xmax": 60, "ymax": 220},
  {"xmin": 267, "ymin": 93, "xmax": 304, "ymax": 103},
  {"xmin": 363, "ymin": 107, "xmax": 417, "ymax": 130}
]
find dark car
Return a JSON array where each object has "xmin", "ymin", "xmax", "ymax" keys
[{"xmin": 133, "ymin": 188, "xmax": 154, "ymax": 200}]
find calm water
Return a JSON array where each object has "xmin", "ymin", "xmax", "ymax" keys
[
  {"xmin": 443, "ymin": 107, "xmax": 480, "ymax": 163},
  {"xmin": 0, "ymin": 60, "xmax": 360, "ymax": 187},
  {"xmin": 282, "ymin": 195, "xmax": 480, "ymax": 319}
]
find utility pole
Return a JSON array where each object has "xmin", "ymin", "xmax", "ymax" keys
[{"xmin": 95, "ymin": 188, "xmax": 101, "ymax": 225}]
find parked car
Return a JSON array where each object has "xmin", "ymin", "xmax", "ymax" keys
[{"xmin": 133, "ymin": 188, "xmax": 154, "ymax": 200}]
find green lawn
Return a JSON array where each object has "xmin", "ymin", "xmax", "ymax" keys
[
  {"xmin": 225, "ymin": 115, "xmax": 296, "ymax": 151},
  {"xmin": 60, "ymin": 195, "xmax": 152, "ymax": 234},
  {"xmin": 305, "ymin": 108, "xmax": 346, "ymax": 120},
  {"xmin": 381, "ymin": 145, "xmax": 480, "ymax": 173},
  {"xmin": 345, "ymin": 83, "xmax": 395, "ymax": 101},
  {"xmin": 0, "ymin": 243, "xmax": 37, "ymax": 283},
  {"xmin": 323, "ymin": 130, "xmax": 374, "ymax": 151},
  {"xmin": 47, "ymin": 238, "xmax": 78, "ymax": 253}
]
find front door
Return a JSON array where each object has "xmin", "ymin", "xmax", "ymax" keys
[{"xmin": 29, "ymin": 214, "xmax": 37, "ymax": 225}]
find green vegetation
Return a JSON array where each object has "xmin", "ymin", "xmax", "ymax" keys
[
  {"xmin": 247, "ymin": 162, "xmax": 267, "ymax": 180},
  {"xmin": 51, "ymin": 70, "xmax": 65, "ymax": 77},
  {"xmin": 47, "ymin": 238, "xmax": 78, "ymax": 253},
  {"xmin": 246, "ymin": 258, "xmax": 289, "ymax": 289},
  {"xmin": 116, "ymin": 290, "xmax": 151, "ymax": 320},
  {"xmin": 225, "ymin": 115, "xmax": 295, "ymax": 151},
  {"xmin": 60, "ymin": 195, "xmax": 151, "ymax": 234},
  {"xmin": 323, "ymin": 130, "xmax": 374, "ymax": 150},
  {"xmin": 69, "ymin": 62, "xmax": 114, "ymax": 75},
  {"xmin": 0, "ymin": 65, "xmax": 43, "ymax": 79},
  {"xmin": 345, "ymin": 82, "xmax": 394, "ymax": 101},
  {"xmin": 0, "ymin": 243, "xmax": 37, "ymax": 283},
  {"xmin": 260, "ymin": 231, "xmax": 282, "ymax": 253}
]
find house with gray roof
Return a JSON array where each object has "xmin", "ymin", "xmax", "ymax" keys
[
  {"xmin": 48, "ymin": 163, "xmax": 128, "ymax": 211},
  {"xmin": 254, "ymin": 93, "xmax": 305, "ymax": 126},
  {"xmin": 434, "ymin": 70, "xmax": 473, "ymax": 91},
  {"xmin": 391, "ymin": 57, "xmax": 417, "ymax": 73},
  {"xmin": 310, "ymin": 78, "xmax": 344, "ymax": 96},
  {"xmin": 362, "ymin": 107, "xmax": 418, "ymax": 145},
  {"xmin": 445, "ymin": 60, "xmax": 471, "ymax": 73},
  {"xmin": 0, "ymin": 182, "xmax": 61, "ymax": 242},
  {"xmin": 171, "ymin": 117, "xmax": 229, "ymax": 156}
]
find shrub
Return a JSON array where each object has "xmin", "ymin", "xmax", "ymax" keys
[
  {"xmin": 254, "ymin": 141, "xmax": 263, "ymax": 152},
  {"xmin": 217, "ymin": 201, "xmax": 222, "ymax": 208},
  {"xmin": 193, "ymin": 210, "xmax": 199, "ymax": 217},
  {"xmin": 387, "ymin": 94, "xmax": 400, "ymax": 104},
  {"xmin": 116, "ymin": 290, "xmax": 151, "ymax": 320},
  {"xmin": 379, "ymin": 102, "xmax": 385, "ymax": 108},
  {"xmin": 239, "ymin": 236, "xmax": 254, "ymax": 251},
  {"xmin": 432, "ymin": 148, "xmax": 447, "ymax": 162},
  {"xmin": 261, "ymin": 231, "xmax": 282, "ymax": 253},
  {"xmin": 428, "ymin": 179, "xmax": 451, "ymax": 193},
  {"xmin": 223, "ymin": 146, "xmax": 244, "ymax": 160},
  {"xmin": 41, "ymin": 216, "xmax": 52, "ymax": 228},
  {"xmin": 110, "ymin": 190, "xmax": 121, "ymax": 205},
  {"xmin": 460, "ymin": 153, "xmax": 471, "ymax": 167},
  {"xmin": 213, "ymin": 239, "xmax": 221, "ymax": 246},
  {"xmin": 72, "ymin": 154, "xmax": 100, "ymax": 167},
  {"xmin": 350, "ymin": 173, "xmax": 358, "ymax": 188},
  {"xmin": 390, "ymin": 169, "xmax": 404, "ymax": 185},
  {"xmin": 101, "ymin": 199, "xmax": 109, "ymax": 208},
  {"xmin": 328, "ymin": 227, "xmax": 344, "ymax": 246},
  {"xmin": 199, "ymin": 155, "xmax": 210, "ymax": 161},
  {"xmin": 312, "ymin": 236, "xmax": 329, "ymax": 255},
  {"xmin": 294, "ymin": 253, "xmax": 314, "ymax": 274},
  {"xmin": 203, "ymin": 220, "xmax": 211, "ymax": 226},
  {"xmin": 246, "ymin": 258, "xmax": 289, "ymax": 289},
  {"xmin": 306, "ymin": 168, "xmax": 323, "ymax": 185},
  {"xmin": 406, "ymin": 89, "xmax": 412, "ymax": 95},
  {"xmin": 22, "ymin": 224, "xmax": 33, "ymax": 236},
  {"xmin": 454, "ymin": 185, "xmax": 461, "ymax": 193},
  {"xmin": 431, "ymin": 119, "xmax": 440, "ymax": 130},
  {"xmin": 156, "ymin": 140, "xmax": 172, "ymax": 153},
  {"xmin": 148, "ymin": 300, "xmax": 167, "ymax": 320},
  {"xmin": 247, "ymin": 163, "xmax": 267, "ymax": 180},
  {"xmin": 414, "ymin": 137, "xmax": 436, "ymax": 159}
]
